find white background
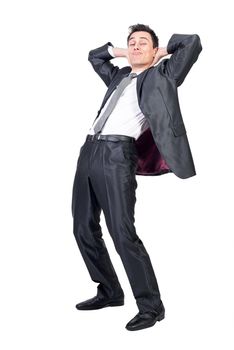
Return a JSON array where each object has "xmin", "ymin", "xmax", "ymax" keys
[{"xmin": 0, "ymin": 0, "xmax": 233, "ymax": 348}]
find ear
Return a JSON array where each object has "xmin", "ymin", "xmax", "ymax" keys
[{"xmin": 153, "ymin": 47, "xmax": 158, "ymax": 57}]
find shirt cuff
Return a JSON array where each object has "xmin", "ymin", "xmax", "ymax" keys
[{"xmin": 107, "ymin": 45, "xmax": 115, "ymax": 57}]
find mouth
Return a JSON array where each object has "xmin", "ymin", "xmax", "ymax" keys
[{"xmin": 132, "ymin": 52, "xmax": 142, "ymax": 58}]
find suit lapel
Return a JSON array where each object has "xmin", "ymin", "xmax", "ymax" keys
[{"xmin": 94, "ymin": 67, "xmax": 132, "ymax": 121}]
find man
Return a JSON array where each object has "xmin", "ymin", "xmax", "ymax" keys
[{"xmin": 71, "ymin": 24, "xmax": 202, "ymax": 331}]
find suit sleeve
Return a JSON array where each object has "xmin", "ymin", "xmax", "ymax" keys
[
  {"xmin": 88, "ymin": 42, "xmax": 119, "ymax": 87},
  {"xmin": 162, "ymin": 34, "xmax": 202, "ymax": 86}
]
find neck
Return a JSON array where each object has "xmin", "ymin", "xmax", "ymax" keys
[{"xmin": 130, "ymin": 63, "xmax": 153, "ymax": 73}]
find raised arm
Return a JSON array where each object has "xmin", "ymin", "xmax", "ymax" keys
[
  {"xmin": 160, "ymin": 34, "xmax": 202, "ymax": 86},
  {"xmin": 88, "ymin": 42, "xmax": 121, "ymax": 87}
]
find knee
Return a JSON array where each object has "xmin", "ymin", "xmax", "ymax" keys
[{"xmin": 112, "ymin": 230, "xmax": 141, "ymax": 254}]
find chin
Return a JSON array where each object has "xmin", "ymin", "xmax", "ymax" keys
[{"xmin": 131, "ymin": 59, "xmax": 144, "ymax": 65}]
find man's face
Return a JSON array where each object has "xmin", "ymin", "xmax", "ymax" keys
[{"xmin": 127, "ymin": 31, "xmax": 157, "ymax": 69}]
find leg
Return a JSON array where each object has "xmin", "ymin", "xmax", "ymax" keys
[
  {"xmin": 71, "ymin": 142, "xmax": 123, "ymax": 299},
  {"xmin": 90, "ymin": 140, "xmax": 162, "ymax": 313}
]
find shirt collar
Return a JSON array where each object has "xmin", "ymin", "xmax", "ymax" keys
[{"xmin": 130, "ymin": 70, "xmax": 143, "ymax": 76}]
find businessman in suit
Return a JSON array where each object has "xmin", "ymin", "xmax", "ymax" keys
[{"xmin": 71, "ymin": 24, "xmax": 202, "ymax": 331}]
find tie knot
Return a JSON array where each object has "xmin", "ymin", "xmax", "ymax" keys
[{"xmin": 129, "ymin": 72, "xmax": 137, "ymax": 79}]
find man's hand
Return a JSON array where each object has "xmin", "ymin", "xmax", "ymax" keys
[
  {"xmin": 112, "ymin": 48, "xmax": 128, "ymax": 58},
  {"xmin": 150, "ymin": 47, "xmax": 169, "ymax": 67}
]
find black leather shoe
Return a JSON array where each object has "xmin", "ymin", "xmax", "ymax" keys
[
  {"xmin": 125, "ymin": 302, "xmax": 165, "ymax": 331},
  {"xmin": 76, "ymin": 295, "xmax": 124, "ymax": 310}
]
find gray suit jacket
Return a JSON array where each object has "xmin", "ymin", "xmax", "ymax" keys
[{"xmin": 88, "ymin": 34, "xmax": 202, "ymax": 179}]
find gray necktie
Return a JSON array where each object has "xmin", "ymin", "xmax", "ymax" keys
[{"xmin": 93, "ymin": 72, "xmax": 137, "ymax": 134}]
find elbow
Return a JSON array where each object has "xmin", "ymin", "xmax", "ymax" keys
[
  {"xmin": 192, "ymin": 34, "xmax": 202, "ymax": 52},
  {"xmin": 88, "ymin": 50, "xmax": 94, "ymax": 62}
]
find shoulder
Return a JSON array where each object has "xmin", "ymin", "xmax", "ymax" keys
[
  {"xmin": 119, "ymin": 65, "xmax": 132, "ymax": 76},
  {"xmin": 149, "ymin": 59, "xmax": 170, "ymax": 78}
]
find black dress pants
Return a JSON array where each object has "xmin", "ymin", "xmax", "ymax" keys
[{"xmin": 71, "ymin": 134, "xmax": 162, "ymax": 313}]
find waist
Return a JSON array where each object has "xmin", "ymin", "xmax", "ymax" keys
[{"xmin": 86, "ymin": 133, "xmax": 136, "ymax": 143}]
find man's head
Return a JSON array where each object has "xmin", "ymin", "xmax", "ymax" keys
[{"xmin": 127, "ymin": 24, "xmax": 159, "ymax": 71}]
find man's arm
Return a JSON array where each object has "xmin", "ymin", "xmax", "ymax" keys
[
  {"xmin": 162, "ymin": 33, "xmax": 202, "ymax": 86},
  {"xmin": 111, "ymin": 47, "xmax": 128, "ymax": 58},
  {"xmin": 88, "ymin": 42, "xmax": 120, "ymax": 87}
]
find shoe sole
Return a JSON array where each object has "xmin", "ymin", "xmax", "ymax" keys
[
  {"xmin": 76, "ymin": 300, "xmax": 124, "ymax": 310},
  {"xmin": 125, "ymin": 311, "xmax": 165, "ymax": 331}
]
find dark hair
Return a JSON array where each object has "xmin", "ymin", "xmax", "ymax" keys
[{"xmin": 127, "ymin": 23, "xmax": 159, "ymax": 48}]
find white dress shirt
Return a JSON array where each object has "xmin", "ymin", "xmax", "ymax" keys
[{"xmin": 88, "ymin": 46, "xmax": 149, "ymax": 140}]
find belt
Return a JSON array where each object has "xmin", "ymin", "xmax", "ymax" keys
[{"xmin": 86, "ymin": 134, "xmax": 135, "ymax": 143}]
